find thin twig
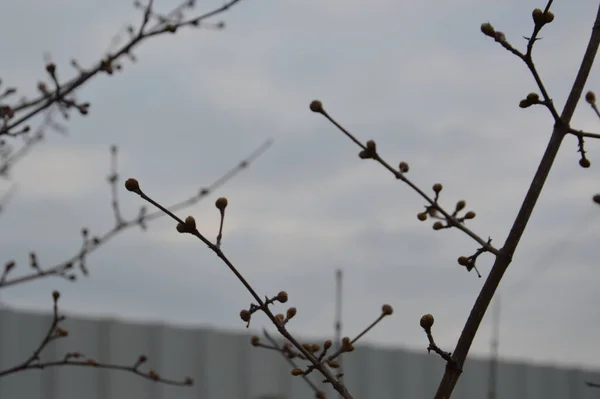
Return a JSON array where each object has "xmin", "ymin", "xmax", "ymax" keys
[
  {"xmin": 0, "ymin": 292, "xmax": 192, "ymax": 386},
  {"xmin": 0, "ymin": 139, "xmax": 272, "ymax": 288},
  {"xmin": 127, "ymin": 182, "xmax": 354, "ymax": 399}
]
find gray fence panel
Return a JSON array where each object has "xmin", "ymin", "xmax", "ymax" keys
[{"xmin": 2, "ymin": 308, "xmax": 600, "ymax": 399}]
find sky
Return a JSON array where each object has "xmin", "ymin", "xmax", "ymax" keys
[{"xmin": 1, "ymin": 0, "xmax": 600, "ymax": 375}]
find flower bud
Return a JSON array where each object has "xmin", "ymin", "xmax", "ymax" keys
[
  {"xmin": 46, "ymin": 63, "xmax": 56, "ymax": 74},
  {"xmin": 579, "ymin": 158, "xmax": 591, "ymax": 168},
  {"xmin": 399, "ymin": 161, "xmax": 409, "ymax": 173},
  {"xmin": 586, "ymin": 91, "xmax": 596, "ymax": 104},
  {"xmin": 215, "ymin": 197, "xmax": 228, "ymax": 211},
  {"xmin": 532, "ymin": 8, "xmax": 544, "ymax": 25},
  {"xmin": 240, "ymin": 309, "xmax": 250, "ymax": 322},
  {"xmin": 526, "ymin": 93, "xmax": 540, "ymax": 102},
  {"xmin": 417, "ymin": 212, "xmax": 428, "ymax": 221},
  {"xmin": 286, "ymin": 307, "xmax": 297, "ymax": 319},
  {"xmin": 251, "ymin": 336, "xmax": 260, "ymax": 346},
  {"xmin": 464, "ymin": 211, "xmax": 476, "ymax": 219},
  {"xmin": 480, "ymin": 22, "xmax": 495, "ymax": 37},
  {"xmin": 382, "ymin": 304, "xmax": 393, "ymax": 315},
  {"xmin": 433, "ymin": 221, "xmax": 444, "ymax": 230},
  {"xmin": 277, "ymin": 291, "xmax": 288, "ymax": 303},
  {"xmin": 457, "ymin": 256, "xmax": 469, "ymax": 266},
  {"xmin": 309, "ymin": 100, "xmax": 324, "ymax": 113},
  {"xmin": 124, "ymin": 178, "xmax": 140, "ymax": 193},
  {"xmin": 432, "ymin": 183, "xmax": 443, "ymax": 193},
  {"xmin": 420, "ymin": 313, "xmax": 434, "ymax": 329},
  {"xmin": 185, "ymin": 216, "xmax": 196, "ymax": 230},
  {"xmin": 519, "ymin": 99, "xmax": 532, "ymax": 108}
]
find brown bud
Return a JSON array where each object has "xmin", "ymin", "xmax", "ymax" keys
[
  {"xmin": 275, "ymin": 314, "xmax": 285, "ymax": 323},
  {"xmin": 328, "ymin": 359, "xmax": 340, "ymax": 368},
  {"xmin": 532, "ymin": 8, "xmax": 544, "ymax": 25},
  {"xmin": 310, "ymin": 344, "xmax": 320, "ymax": 353},
  {"xmin": 593, "ymin": 194, "xmax": 600, "ymax": 204},
  {"xmin": 240, "ymin": 309, "xmax": 251, "ymax": 322},
  {"xmin": 286, "ymin": 307, "xmax": 297, "ymax": 319},
  {"xmin": 138, "ymin": 354, "xmax": 148, "ymax": 363},
  {"xmin": 52, "ymin": 290, "xmax": 60, "ymax": 300},
  {"xmin": 480, "ymin": 22, "xmax": 495, "ymax": 37},
  {"xmin": 494, "ymin": 31, "xmax": 506, "ymax": 42},
  {"xmin": 250, "ymin": 336, "xmax": 260, "ymax": 346},
  {"xmin": 124, "ymin": 178, "xmax": 140, "ymax": 193},
  {"xmin": 291, "ymin": 368, "xmax": 304, "ymax": 376},
  {"xmin": 544, "ymin": 11, "xmax": 554, "ymax": 23},
  {"xmin": 45, "ymin": 63, "xmax": 56, "ymax": 74},
  {"xmin": 149, "ymin": 370, "xmax": 160, "ymax": 381},
  {"xmin": 5, "ymin": 261, "xmax": 15, "ymax": 272},
  {"xmin": 399, "ymin": 161, "xmax": 409, "ymax": 173},
  {"xmin": 457, "ymin": 256, "xmax": 470, "ymax": 266},
  {"xmin": 519, "ymin": 99, "xmax": 532, "ymax": 108},
  {"xmin": 324, "ymin": 340, "xmax": 332, "ymax": 349},
  {"xmin": 176, "ymin": 223, "xmax": 188, "ymax": 233},
  {"xmin": 432, "ymin": 221, "xmax": 444, "ymax": 230},
  {"xmin": 586, "ymin": 91, "xmax": 596, "ymax": 104},
  {"xmin": 358, "ymin": 150, "xmax": 373, "ymax": 159},
  {"xmin": 526, "ymin": 93, "xmax": 540, "ymax": 102},
  {"xmin": 165, "ymin": 24, "xmax": 177, "ymax": 33},
  {"xmin": 420, "ymin": 313, "xmax": 434, "ymax": 329},
  {"xmin": 277, "ymin": 291, "xmax": 288, "ymax": 303},
  {"xmin": 342, "ymin": 337, "xmax": 350, "ymax": 345},
  {"xmin": 185, "ymin": 216, "xmax": 196, "ymax": 230},
  {"xmin": 455, "ymin": 200, "xmax": 466, "ymax": 211},
  {"xmin": 464, "ymin": 211, "xmax": 476, "ymax": 219},
  {"xmin": 366, "ymin": 140, "xmax": 376, "ymax": 151},
  {"xmin": 215, "ymin": 197, "xmax": 228, "ymax": 211},
  {"xmin": 579, "ymin": 158, "xmax": 591, "ymax": 168},
  {"xmin": 417, "ymin": 212, "xmax": 428, "ymax": 221},
  {"xmin": 382, "ymin": 304, "xmax": 393, "ymax": 315},
  {"xmin": 432, "ymin": 183, "xmax": 443, "ymax": 193},
  {"xmin": 309, "ymin": 100, "xmax": 324, "ymax": 113},
  {"xmin": 55, "ymin": 326, "xmax": 69, "ymax": 337}
]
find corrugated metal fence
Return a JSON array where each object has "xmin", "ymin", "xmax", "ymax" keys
[{"xmin": 1, "ymin": 307, "xmax": 599, "ymax": 399}]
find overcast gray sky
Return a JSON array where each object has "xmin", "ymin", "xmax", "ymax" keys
[{"xmin": 2, "ymin": 0, "xmax": 600, "ymax": 372}]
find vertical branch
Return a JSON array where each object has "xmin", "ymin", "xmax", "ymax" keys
[{"xmin": 434, "ymin": 5, "xmax": 600, "ymax": 398}]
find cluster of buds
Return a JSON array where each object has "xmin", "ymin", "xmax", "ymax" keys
[
  {"xmin": 519, "ymin": 92, "xmax": 541, "ymax": 108},
  {"xmin": 239, "ymin": 291, "xmax": 289, "ymax": 327},
  {"xmin": 359, "ymin": 140, "xmax": 377, "ymax": 159},
  {"xmin": 531, "ymin": 8, "xmax": 555, "ymax": 27},
  {"xmin": 480, "ymin": 22, "xmax": 506, "ymax": 44},
  {"xmin": 416, "ymin": 184, "xmax": 476, "ymax": 230},
  {"xmin": 176, "ymin": 216, "xmax": 197, "ymax": 234}
]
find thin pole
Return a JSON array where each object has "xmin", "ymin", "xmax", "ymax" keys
[
  {"xmin": 334, "ymin": 268, "xmax": 343, "ymax": 398},
  {"xmin": 487, "ymin": 295, "xmax": 501, "ymax": 399}
]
